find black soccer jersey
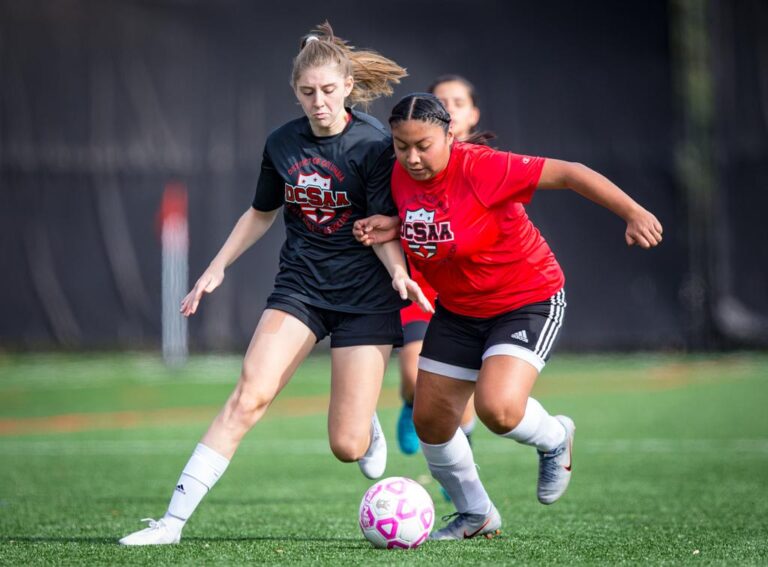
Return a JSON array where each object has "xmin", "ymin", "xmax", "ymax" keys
[{"xmin": 253, "ymin": 109, "xmax": 407, "ymax": 314}]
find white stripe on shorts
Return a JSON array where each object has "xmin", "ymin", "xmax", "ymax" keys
[
  {"xmin": 534, "ymin": 289, "xmax": 566, "ymax": 361},
  {"xmin": 418, "ymin": 356, "xmax": 479, "ymax": 382},
  {"xmin": 482, "ymin": 344, "xmax": 545, "ymax": 371}
]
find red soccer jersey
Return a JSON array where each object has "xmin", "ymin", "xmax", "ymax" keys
[{"xmin": 391, "ymin": 142, "xmax": 565, "ymax": 318}]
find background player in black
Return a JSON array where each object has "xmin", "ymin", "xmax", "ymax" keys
[{"xmin": 120, "ymin": 23, "xmax": 431, "ymax": 546}]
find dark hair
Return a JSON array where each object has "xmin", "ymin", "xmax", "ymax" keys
[
  {"xmin": 389, "ymin": 93, "xmax": 451, "ymax": 133},
  {"xmin": 427, "ymin": 74, "xmax": 479, "ymax": 106},
  {"xmin": 292, "ymin": 22, "xmax": 407, "ymax": 109},
  {"xmin": 389, "ymin": 93, "xmax": 495, "ymax": 146}
]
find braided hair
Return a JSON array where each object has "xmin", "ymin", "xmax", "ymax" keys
[{"xmin": 389, "ymin": 93, "xmax": 494, "ymax": 146}]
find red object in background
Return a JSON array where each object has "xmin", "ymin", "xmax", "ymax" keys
[
  {"xmin": 157, "ymin": 181, "xmax": 188, "ymax": 237},
  {"xmin": 161, "ymin": 181, "xmax": 188, "ymax": 222}
]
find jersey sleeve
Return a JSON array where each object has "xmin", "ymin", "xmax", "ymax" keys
[
  {"xmin": 467, "ymin": 147, "xmax": 545, "ymax": 208},
  {"xmin": 364, "ymin": 142, "xmax": 398, "ymax": 216},
  {"xmin": 252, "ymin": 145, "xmax": 284, "ymax": 212}
]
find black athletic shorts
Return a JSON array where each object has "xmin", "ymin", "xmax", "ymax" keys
[
  {"xmin": 266, "ymin": 293, "xmax": 403, "ymax": 348},
  {"xmin": 403, "ymin": 320, "xmax": 429, "ymax": 345},
  {"xmin": 419, "ymin": 289, "xmax": 566, "ymax": 381}
]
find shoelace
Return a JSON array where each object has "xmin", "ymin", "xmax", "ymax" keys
[
  {"xmin": 440, "ymin": 511, "xmax": 469, "ymax": 525},
  {"xmin": 538, "ymin": 444, "xmax": 566, "ymax": 483},
  {"xmin": 139, "ymin": 518, "xmax": 164, "ymax": 529}
]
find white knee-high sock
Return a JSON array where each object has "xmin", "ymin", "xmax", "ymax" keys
[
  {"xmin": 420, "ymin": 429, "xmax": 491, "ymax": 515},
  {"xmin": 501, "ymin": 397, "xmax": 566, "ymax": 452},
  {"xmin": 164, "ymin": 443, "xmax": 230, "ymax": 530},
  {"xmin": 460, "ymin": 416, "xmax": 477, "ymax": 436}
]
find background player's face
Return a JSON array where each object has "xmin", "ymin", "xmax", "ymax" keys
[
  {"xmin": 392, "ymin": 120, "xmax": 454, "ymax": 181},
  {"xmin": 432, "ymin": 81, "xmax": 480, "ymax": 141},
  {"xmin": 294, "ymin": 64, "xmax": 353, "ymax": 136}
]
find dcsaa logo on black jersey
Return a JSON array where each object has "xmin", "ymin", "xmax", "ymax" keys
[
  {"xmin": 401, "ymin": 208, "xmax": 454, "ymax": 259},
  {"xmin": 284, "ymin": 172, "xmax": 351, "ymax": 225}
]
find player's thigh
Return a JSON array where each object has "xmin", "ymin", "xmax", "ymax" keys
[
  {"xmin": 238, "ymin": 308, "xmax": 316, "ymax": 402},
  {"xmin": 474, "ymin": 291, "xmax": 565, "ymax": 429},
  {"xmin": 413, "ymin": 370, "xmax": 475, "ymax": 443},
  {"xmin": 328, "ymin": 344, "xmax": 392, "ymax": 439},
  {"xmin": 474, "ymin": 355, "xmax": 539, "ymax": 432}
]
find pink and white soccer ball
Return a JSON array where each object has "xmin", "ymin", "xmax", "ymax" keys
[{"xmin": 359, "ymin": 476, "xmax": 435, "ymax": 549}]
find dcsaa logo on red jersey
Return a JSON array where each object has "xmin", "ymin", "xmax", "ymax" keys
[
  {"xmin": 401, "ymin": 208, "xmax": 454, "ymax": 259},
  {"xmin": 284, "ymin": 172, "xmax": 351, "ymax": 224}
]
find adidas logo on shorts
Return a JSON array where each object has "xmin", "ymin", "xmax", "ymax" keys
[{"xmin": 510, "ymin": 330, "xmax": 529, "ymax": 343}]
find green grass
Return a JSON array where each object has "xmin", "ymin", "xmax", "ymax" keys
[{"xmin": 1, "ymin": 352, "xmax": 767, "ymax": 565}]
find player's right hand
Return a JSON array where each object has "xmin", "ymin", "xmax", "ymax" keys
[
  {"xmin": 180, "ymin": 267, "xmax": 224, "ymax": 317},
  {"xmin": 392, "ymin": 271, "xmax": 434, "ymax": 314},
  {"xmin": 625, "ymin": 208, "xmax": 663, "ymax": 249},
  {"xmin": 353, "ymin": 214, "xmax": 401, "ymax": 246}
]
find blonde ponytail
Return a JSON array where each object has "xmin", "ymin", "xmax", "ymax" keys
[{"xmin": 291, "ymin": 21, "xmax": 407, "ymax": 109}]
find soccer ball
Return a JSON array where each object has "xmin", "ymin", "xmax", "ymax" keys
[{"xmin": 359, "ymin": 476, "xmax": 435, "ymax": 549}]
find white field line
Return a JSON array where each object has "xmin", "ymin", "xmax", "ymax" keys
[{"xmin": 1, "ymin": 438, "xmax": 767, "ymax": 457}]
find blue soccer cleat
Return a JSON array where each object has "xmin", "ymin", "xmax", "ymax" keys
[{"xmin": 397, "ymin": 403, "xmax": 419, "ymax": 455}]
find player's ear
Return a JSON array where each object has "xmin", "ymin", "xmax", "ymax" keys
[
  {"xmin": 344, "ymin": 75, "xmax": 354, "ymax": 98},
  {"xmin": 469, "ymin": 106, "xmax": 480, "ymax": 130}
]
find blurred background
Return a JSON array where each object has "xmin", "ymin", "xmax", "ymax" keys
[
  {"xmin": 1, "ymin": 0, "xmax": 766, "ymax": 353},
  {"xmin": 1, "ymin": 3, "xmax": 767, "ymax": 563}
]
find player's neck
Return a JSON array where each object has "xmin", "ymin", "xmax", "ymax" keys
[{"xmin": 310, "ymin": 110, "xmax": 351, "ymax": 137}]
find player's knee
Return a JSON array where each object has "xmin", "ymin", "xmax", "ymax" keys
[
  {"xmin": 329, "ymin": 434, "xmax": 366, "ymax": 462},
  {"xmin": 228, "ymin": 378, "xmax": 274, "ymax": 426},
  {"xmin": 413, "ymin": 410, "xmax": 453, "ymax": 445},
  {"xmin": 228, "ymin": 395, "xmax": 269, "ymax": 429},
  {"xmin": 476, "ymin": 398, "xmax": 525, "ymax": 434}
]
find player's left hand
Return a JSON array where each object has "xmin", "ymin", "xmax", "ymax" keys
[
  {"xmin": 625, "ymin": 209, "xmax": 663, "ymax": 249},
  {"xmin": 354, "ymin": 214, "xmax": 400, "ymax": 246},
  {"xmin": 392, "ymin": 274, "xmax": 434, "ymax": 314}
]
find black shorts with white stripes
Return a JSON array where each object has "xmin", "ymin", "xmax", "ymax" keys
[{"xmin": 419, "ymin": 289, "xmax": 566, "ymax": 381}]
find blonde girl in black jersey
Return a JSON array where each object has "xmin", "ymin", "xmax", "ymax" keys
[{"xmin": 119, "ymin": 23, "xmax": 431, "ymax": 546}]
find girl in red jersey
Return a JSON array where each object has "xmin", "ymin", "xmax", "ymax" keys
[
  {"xmin": 119, "ymin": 26, "xmax": 432, "ymax": 546},
  {"xmin": 355, "ymin": 93, "xmax": 662, "ymax": 541},
  {"xmin": 396, "ymin": 75, "xmax": 483, "ymax": 456}
]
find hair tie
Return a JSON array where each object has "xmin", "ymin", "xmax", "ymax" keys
[{"xmin": 304, "ymin": 35, "xmax": 320, "ymax": 46}]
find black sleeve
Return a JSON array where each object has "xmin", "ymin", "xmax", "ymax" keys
[
  {"xmin": 365, "ymin": 142, "xmax": 397, "ymax": 216},
  {"xmin": 252, "ymin": 145, "xmax": 284, "ymax": 211}
]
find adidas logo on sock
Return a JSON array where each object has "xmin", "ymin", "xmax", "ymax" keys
[
  {"xmin": 510, "ymin": 330, "xmax": 529, "ymax": 343},
  {"xmin": 175, "ymin": 484, "xmax": 186, "ymax": 494}
]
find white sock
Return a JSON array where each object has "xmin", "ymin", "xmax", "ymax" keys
[
  {"xmin": 165, "ymin": 443, "xmax": 230, "ymax": 528},
  {"xmin": 460, "ymin": 416, "xmax": 477, "ymax": 436},
  {"xmin": 501, "ymin": 397, "xmax": 566, "ymax": 452},
  {"xmin": 420, "ymin": 429, "xmax": 491, "ymax": 515}
]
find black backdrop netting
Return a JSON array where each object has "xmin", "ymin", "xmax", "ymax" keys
[
  {"xmin": 0, "ymin": 0, "xmax": 764, "ymax": 350},
  {"xmin": 709, "ymin": 0, "xmax": 768, "ymax": 344}
]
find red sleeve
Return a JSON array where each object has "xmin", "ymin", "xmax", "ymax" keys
[{"xmin": 465, "ymin": 146, "xmax": 545, "ymax": 208}]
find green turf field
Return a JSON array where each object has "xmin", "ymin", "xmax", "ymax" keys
[{"xmin": 1, "ymin": 352, "xmax": 766, "ymax": 565}]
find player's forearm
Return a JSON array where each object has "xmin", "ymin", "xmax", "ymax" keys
[
  {"xmin": 372, "ymin": 240, "xmax": 409, "ymax": 280},
  {"xmin": 209, "ymin": 207, "xmax": 278, "ymax": 270},
  {"xmin": 540, "ymin": 159, "xmax": 646, "ymax": 221}
]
